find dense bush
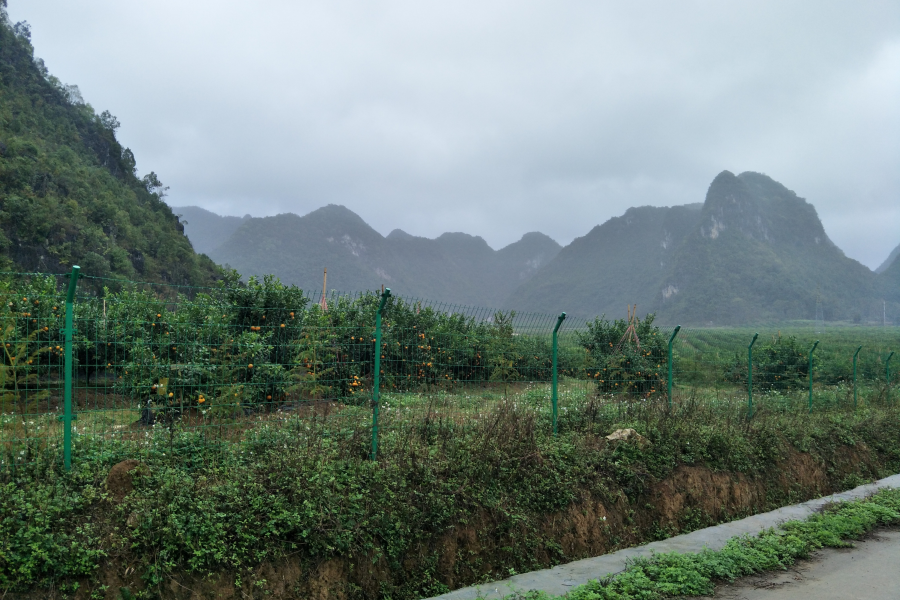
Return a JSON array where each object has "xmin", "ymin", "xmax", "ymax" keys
[
  {"xmin": 728, "ymin": 334, "xmax": 816, "ymax": 391},
  {"xmin": 1, "ymin": 271, "xmax": 895, "ymax": 424},
  {"xmin": 576, "ymin": 314, "xmax": 667, "ymax": 396}
]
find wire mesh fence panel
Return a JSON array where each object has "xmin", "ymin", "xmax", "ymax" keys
[
  {"xmin": 1, "ymin": 268, "xmax": 899, "ymax": 471},
  {"xmin": 670, "ymin": 326, "xmax": 900, "ymax": 415},
  {"xmin": 554, "ymin": 316, "xmax": 667, "ymax": 428},
  {"xmin": 67, "ymin": 278, "xmax": 386, "ymax": 464},
  {"xmin": 0, "ymin": 272, "xmax": 70, "ymax": 470},
  {"xmin": 371, "ymin": 297, "xmax": 559, "ymax": 454},
  {"xmin": 554, "ymin": 318, "xmax": 593, "ymax": 431}
]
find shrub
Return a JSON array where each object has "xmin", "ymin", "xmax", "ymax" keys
[
  {"xmin": 729, "ymin": 333, "xmax": 816, "ymax": 391},
  {"xmin": 576, "ymin": 314, "xmax": 667, "ymax": 396}
]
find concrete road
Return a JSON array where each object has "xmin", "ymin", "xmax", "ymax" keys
[{"xmin": 703, "ymin": 528, "xmax": 900, "ymax": 600}]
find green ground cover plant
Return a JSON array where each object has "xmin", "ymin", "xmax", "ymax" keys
[
  {"xmin": 2, "ymin": 390, "xmax": 900, "ymax": 598},
  {"xmin": 501, "ymin": 488, "xmax": 900, "ymax": 600}
]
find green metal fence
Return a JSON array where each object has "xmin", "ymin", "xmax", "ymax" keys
[{"xmin": 0, "ymin": 268, "xmax": 898, "ymax": 471}]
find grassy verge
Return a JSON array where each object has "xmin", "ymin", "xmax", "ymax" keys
[
  {"xmin": 503, "ymin": 487, "xmax": 900, "ymax": 600},
  {"xmin": 2, "ymin": 391, "xmax": 900, "ymax": 599}
]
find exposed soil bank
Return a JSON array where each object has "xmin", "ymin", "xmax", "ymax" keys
[{"xmin": 21, "ymin": 442, "xmax": 888, "ymax": 600}]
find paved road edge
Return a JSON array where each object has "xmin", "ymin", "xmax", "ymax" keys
[{"xmin": 426, "ymin": 473, "xmax": 900, "ymax": 600}]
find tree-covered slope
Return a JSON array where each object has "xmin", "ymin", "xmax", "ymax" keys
[
  {"xmin": 211, "ymin": 205, "xmax": 388, "ymax": 295},
  {"xmin": 876, "ymin": 242, "xmax": 900, "ymax": 274},
  {"xmin": 660, "ymin": 171, "xmax": 879, "ymax": 324},
  {"xmin": 509, "ymin": 171, "xmax": 886, "ymax": 325},
  {"xmin": 503, "ymin": 203, "xmax": 703, "ymax": 317},
  {"xmin": 206, "ymin": 204, "xmax": 561, "ymax": 305},
  {"xmin": 494, "ymin": 231, "xmax": 564, "ymax": 290},
  {"xmin": 878, "ymin": 250, "xmax": 900, "ymax": 315},
  {"xmin": 0, "ymin": 9, "xmax": 219, "ymax": 287}
]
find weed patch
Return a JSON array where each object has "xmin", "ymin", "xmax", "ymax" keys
[{"xmin": 2, "ymin": 398, "xmax": 900, "ymax": 599}]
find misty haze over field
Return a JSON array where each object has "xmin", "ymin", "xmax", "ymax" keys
[{"xmin": 8, "ymin": 0, "xmax": 900, "ymax": 270}]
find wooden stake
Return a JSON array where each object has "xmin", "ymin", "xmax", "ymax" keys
[{"xmin": 615, "ymin": 304, "xmax": 641, "ymax": 352}]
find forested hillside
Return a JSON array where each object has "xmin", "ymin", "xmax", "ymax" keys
[
  {"xmin": 177, "ymin": 203, "xmax": 562, "ymax": 306},
  {"xmin": 499, "ymin": 203, "xmax": 703, "ymax": 318},
  {"xmin": 510, "ymin": 171, "xmax": 893, "ymax": 325},
  {"xmin": 877, "ymin": 242, "xmax": 900, "ymax": 274},
  {"xmin": 0, "ymin": 8, "xmax": 219, "ymax": 287},
  {"xmin": 879, "ymin": 250, "xmax": 900, "ymax": 307},
  {"xmin": 658, "ymin": 171, "xmax": 879, "ymax": 324}
]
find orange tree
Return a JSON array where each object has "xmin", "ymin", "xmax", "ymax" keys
[{"xmin": 576, "ymin": 313, "xmax": 667, "ymax": 396}]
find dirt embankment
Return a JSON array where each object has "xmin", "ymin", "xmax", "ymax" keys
[{"xmin": 30, "ymin": 444, "xmax": 881, "ymax": 600}]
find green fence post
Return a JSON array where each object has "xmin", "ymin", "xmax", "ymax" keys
[
  {"xmin": 887, "ymin": 351, "xmax": 895, "ymax": 405},
  {"xmin": 853, "ymin": 346, "xmax": 862, "ymax": 409},
  {"xmin": 370, "ymin": 288, "xmax": 391, "ymax": 461},
  {"xmin": 747, "ymin": 332, "xmax": 758, "ymax": 417},
  {"xmin": 63, "ymin": 265, "xmax": 80, "ymax": 471},
  {"xmin": 808, "ymin": 340, "xmax": 819, "ymax": 413},
  {"xmin": 551, "ymin": 312, "xmax": 566, "ymax": 436},
  {"xmin": 667, "ymin": 326, "xmax": 681, "ymax": 409}
]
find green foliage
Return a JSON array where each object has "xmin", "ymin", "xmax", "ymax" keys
[
  {"xmin": 728, "ymin": 333, "xmax": 814, "ymax": 391},
  {"xmin": 0, "ymin": 14, "xmax": 219, "ymax": 287},
  {"xmin": 290, "ymin": 306, "xmax": 338, "ymax": 399},
  {"xmin": 0, "ymin": 303, "xmax": 50, "ymax": 415},
  {"xmin": 4, "ymin": 385, "xmax": 900, "ymax": 596},
  {"xmin": 0, "ymin": 455, "xmax": 105, "ymax": 589},
  {"xmin": 0, "ymin": 272, "xmax": 571, "ymax": 420},
  {"xmin": 488, "ymin": 310, "xmax": 521, "ymax": 393},
  {"xmin": 0, "ymin": 276, "xmax": 60, "ymax": 423},
  {"xmin": 576, "ymin": 314, "xmax": 667, "ymax": 396}
]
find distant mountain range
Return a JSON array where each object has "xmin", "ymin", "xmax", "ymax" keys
[
  {"xmin": 4, "ymin": 13, "xmax": 893, "ymax": 324},
  {"xmin": 173, "ymin": 205, "xmax": 561, "ymax": 307},
  {"xmin": 174, "ymin": 171, "xmax": 900, "ymax": 325},
  {"xmin": 511, "ymin": 171, "xmax": 897, "ymax": 324}
]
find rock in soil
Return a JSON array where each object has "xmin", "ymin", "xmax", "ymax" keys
[
  {"xmin": 105, "ymin": 459, "xmax": 148, "ymax": 503},
  {"xmin": 605, "ymin": 428, "xmax": 650, "ymax": 447}
]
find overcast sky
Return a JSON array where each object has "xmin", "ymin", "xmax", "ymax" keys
[{"xmin": 9, "ymin": 1, "xmax": 900, "ymax": 269}]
